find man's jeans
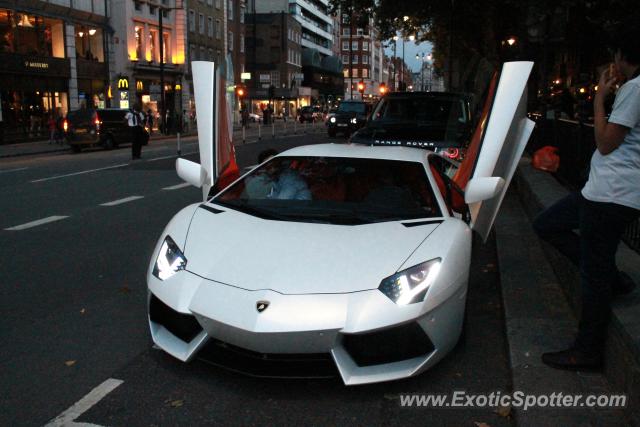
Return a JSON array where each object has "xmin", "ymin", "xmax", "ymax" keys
[{"xmin": 533, "ymin": 192, "xmax": 640, "ymax": 355}]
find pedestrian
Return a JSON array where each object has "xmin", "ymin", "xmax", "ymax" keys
[
  {"xmin": 534, "ymin": 28, "xmax": 640, "ymax": 370},
  {"xmin": 146, "ymin": 109, "xmax": 154, "ymax": 135},
  {"xmin": 125, "ymin": 104, "xmax": 145, "ymax": 160},
  {"xmin": 47, "ymin": 113, "xmax": 56, "ymax": 144}
]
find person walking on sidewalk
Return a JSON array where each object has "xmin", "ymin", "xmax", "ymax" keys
[
  {"xmin": 533, "ymin": 29, "xmax": 640, "ymax": 371},
  {"xmin": 125, "ymin": 104, "xmax": 145, "ymax": 160}
]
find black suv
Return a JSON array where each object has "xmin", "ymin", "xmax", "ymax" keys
[
  {"xmin": 327, "ymin": 101, "xmax": 369, "ymax": 137},
  {"xmin": 64, "ymin": 108, "xmax": 139, "ymax": 152},
  {"xmin": 350, "ymin": 92, "xmax": 473, "ymax": 161}
]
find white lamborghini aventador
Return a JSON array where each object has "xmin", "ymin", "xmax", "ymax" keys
[{"xmin": 147, "ymin": 61, "xmax": 535, "ymax": 385}]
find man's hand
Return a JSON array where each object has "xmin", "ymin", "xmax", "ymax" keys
[{"xmin": 595, "ymin": 67, "xmax": 618, "ymax": 101}]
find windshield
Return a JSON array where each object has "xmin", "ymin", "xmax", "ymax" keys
[
  {"xmin": 214, "ymin": 156, "xmax": 441, "ymax": 225},
  {"xmin": 337, "ymin": 102, "xmax": 366, "ymax": 114},
  {"xmin": 356, "ymin": 96, "xmax": 470, "ymax": 142}
]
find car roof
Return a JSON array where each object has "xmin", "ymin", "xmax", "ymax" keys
[
  {"xmin": 278, "ymin": 143, "xmax": 429, "ymax": 163},
  {"xmin": 384, "ymin": 91, "xmax": 471, "ymax": 100}
]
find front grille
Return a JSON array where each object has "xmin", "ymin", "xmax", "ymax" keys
[
  {"xmin": 197, "ymin": 339, "xmax": 337, "ymax": 379},
  {"xmin": 149, "ymin": 294, "xmax": 203, "ymax": 342},
  {"xmin": 342, "ymin": 322, "xmax": 435, "ymax": 367}
]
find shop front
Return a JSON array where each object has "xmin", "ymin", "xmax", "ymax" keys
[{"xmin": 133, "ymin": 75, "xmax": 178, "ymax": 133}]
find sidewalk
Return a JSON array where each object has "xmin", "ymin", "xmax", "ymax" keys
[
  {"xmin": 495, "ymin": 156, "xmax": 640, "ymax": 425},
  {"xmin": 0, "ymin": 121, "xmax": 327, "ymax": 159}
]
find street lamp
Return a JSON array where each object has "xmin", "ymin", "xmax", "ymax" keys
[{"xmin": 158, "ymin": 0, "xmax": 184, "ymax": 135}]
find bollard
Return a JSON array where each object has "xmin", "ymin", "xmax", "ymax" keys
[
  {"xmin": 303, "ymin": 121, "xmax": 307, "ymax": 134},
  {"xmin": 294, "ymin": 119, "xmax": 297, "ymax": 134},
  {"xmin": 242, "ymin": 125, "xmax": 246, "ymax": 144},
  {"xmin": 272, "ymin": 121, "xmax": 275, "ymax": 139},
  {"xmin": 283, "ymin": 119, "xmax": 287, "ymax": 135},
  {"xmin": 177, "ymin": 132, "xmax": 181, "ymax": 156},
  {"xmin": 258, "ymin": 121, "xmax": 262, "ymax": 140}
]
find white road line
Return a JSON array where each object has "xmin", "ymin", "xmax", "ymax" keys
[
  {"xmin": 99, "ymin": 196, "xmax": 144, "ymax": 207},
  {"xmin": 44, "ymin": 378, "xmax": 123, "ymax": 427},
  {"xmin": 146, "ymin": 154, "xmax": 178, "ymax": 162},
  {"xmin": 162, "ymin": 182, "xmax": 191, "ymax": 190},
  {"xmin": 31, "ymin": 163, "xmax": 129, "ymax": 183},
  {"xmin": 4, "ymin": 215, "xmax": 69, "ymax": 231},
  {"xmin": 0, "ymin": 167, "xmax": 28, "ymax": 174}
]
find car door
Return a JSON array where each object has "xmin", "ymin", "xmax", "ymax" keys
[{"xmin": 453, "ymin": 61, "xmax": 535, "ymax": 241}]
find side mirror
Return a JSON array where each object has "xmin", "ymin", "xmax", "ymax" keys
[
  {"xmin": 176, "ymin": 158, "xmax": 205, "ymax": 188},
  {"xmin": 464, "ymin": 176, "xmax": 505, "ymax": 204}
]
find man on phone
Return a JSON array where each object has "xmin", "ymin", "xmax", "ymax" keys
[
  {"xmin": 125, "ymin": 104, "xmax": 145, "ymax": 160},
  {"xmin": 534, "ymin": 29, "xmax": 640, "ymax": 370}
]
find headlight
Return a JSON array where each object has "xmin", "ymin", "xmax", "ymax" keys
[
  {"xmin": 350, "ymin": 118, "xmax": 357, "ymax": 124},
  {"xmin": 330, "ymin": 117, "xmax": 336, "ymax": 123},
  {"xmin": 153, "ymin": 236, "xmax": 187, "ymax": 280},
  {"xmin": 378, "ymin": 258, "xmax": 441, "ymax": 305}
]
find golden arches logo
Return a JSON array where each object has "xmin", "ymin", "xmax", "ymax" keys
[
  {"xmin": 117, "ymin": 78, "xmax": 129, "ymax": 90},
  {"xmin": 136, "ymin": 80, "xmax": 144, "ymax": 91}
]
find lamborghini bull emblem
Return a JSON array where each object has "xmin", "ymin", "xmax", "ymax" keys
[{"xmin": 256, "ymin": 301, "xmax": 269, "ymax": 313}]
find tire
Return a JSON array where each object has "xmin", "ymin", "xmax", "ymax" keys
[
  {"xmin": 71, "ymin": 145, "xmax": 82, "ymax": 153},
  {"xmin": 103, "ymin": 136, "xmax": 114, "ymax": 150}
]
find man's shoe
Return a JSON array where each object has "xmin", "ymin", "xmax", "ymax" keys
[
  {"xmin": 614, "ymin": 271, "xmax": 636, "ymax": 296},
  {"xmin": 542, "ymin": 347, "xmax": 602, "ymax": 371}
]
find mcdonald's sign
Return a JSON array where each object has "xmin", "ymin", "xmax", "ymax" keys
[
  {"xmin": 136, "ymin": 80, "xmax": 144, "ymax": 91},
  {"xmin": 117, "ymin": 77, "xmax": 129, "ymax": 90}
]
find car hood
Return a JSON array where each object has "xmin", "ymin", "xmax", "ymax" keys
[{"xmin": 183, "ymin": 205, "xmax": 441, "ymax": 295}]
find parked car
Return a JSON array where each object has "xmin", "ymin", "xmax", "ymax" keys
[
  {"xmin": 298, "ymin": 106, "xmax": 322, "ymax": 123},
  {"xmin": 351, "ymin": 92, "xmax": 474, "ymax": 161},
  {"xmin": 327, "ymin": 101, "xmax": 370, "ymax": 137},
  {"xmin": 64, "ymin": 108, "xmax": 144, "ymax": 152}
]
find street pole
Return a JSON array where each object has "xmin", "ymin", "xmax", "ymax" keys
[
  {"xmin": 349, "ymin": 4, "xmax": 353, "ymax": 100},
  {"xmin": 159, "ymin": 8, "xmax": 165, "ymax": 134},
  {"xmin": 401, "ymin": 38, "xmax": 405, "ymax": 91},
  {"xmin": 448, "ymin": 0, "xmax": 454, "ymax": 91}
]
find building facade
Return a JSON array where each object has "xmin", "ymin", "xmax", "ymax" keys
[
  {"xmin": 111, "ymin": 0, "xmax": 186, "ymax": 131},
  {"xmin": 0, "ymin": 0, "xmax": 112, "ymax": 142},
  {"xmin": 245, "ymin": 12, "xmax": 302, "ymax": 117},
  {"xmin": 339, "ymin": 13, "xmax": 385, "ymax": 100},
  {"xmin": 251, "ymin": 0, "xmax": 333, "ymax": 57}
]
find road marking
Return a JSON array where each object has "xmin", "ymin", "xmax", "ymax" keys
[
  {"xmin": 162, "ymin": 182, "xmax": 191, "ymax": 190},
  {"xmin": 146, "ymin": 154, "xmax": 178, "ymax": 162},
  {"xmin": 4, "ymin": 215, "xmax": 69, "ymax": 231},
  {"xmin": 99, "ymin": 196, "xmax": 144, "ymax": 207},
  {"xmin": 31, "ymin": 163, "xmax": 129, "ymax": 183},
  {"xmin": 44, "ymin": 378, "xmax": 123, "ymax": 427},
  {"xmin": 0, "ymin": 167, "xmax": 28, "ymax": 174}
]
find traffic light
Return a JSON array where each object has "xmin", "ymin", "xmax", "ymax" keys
[
  {"xmin": 236, "ymin": 85, "xmax": 245, "ymax": 98},
  {"xmin": 379, "ymin": 83, "xmax": 387, "ymax": 95},
  {"xmin": 357, "ymin": 81, "xmax": 365, "ymax": 94}
]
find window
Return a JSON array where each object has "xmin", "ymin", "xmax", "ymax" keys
[
  {"xmin": 208, "ymin": 17, "xmax": 213, "ymax": 37},
  {"xmin": 240, "ymin": 6, "xmax": 245, "ymax": 23},
  {"xmin": 363, "ymin": 41, "xmax": 369, "ymax": 51},
  {"xmin": 162, "ymin": 9, "xmax": 168, "ymax": 18},
  {"xmin": 362, "ymin": 68, "xmax": 368, "ymax": 78},
  {"xmin": 215, "ymin": 0, "xmax": 221, "ymax": 8},
  {"xmin": 342, "ymin": 27, "xmax": 350, "ymax": 36},
  {"xmin": 134, "ymin": 25, "xmax": 143, "ymax": 60},
  {"xmin": 216, "ymin": 19, "xmax": 221, "ymax": 39},
  {"xmin": 352, "ymin": 41, "xmax": 358, "ymax": 50},
  {"xmin": 190, "ymin": 44, "xmax": 196, "ymax": 61},
  {"xmin": 134, "ymin": 1, "xmax": 142, "ymax": 11},
  {"xmin": 228, "ymin": 31, "xmax": 233, "ymax": 51},
  {"xmin": 352, "ymin": 68, "xmax": 359, "ymax": 78},
  {"xmin": 343, "ymin": 69, "xmax": 349, "ymax": 78},
  {"xmin": 342, "ymin": 14, "xmax": 349, "ymax": 24},
  {"xmin": 163, "ymin": 33, "xmax": 169, "ymax": 63},
  {"xmin": 228, "ymin": 0, "xmax": 233, "ymax": 20},
  {"xmin": 188, "ymin": 10, "xmax": 195, "ymax": 32},
  {"xmin": 352, "ymin": 55, "xmax": 358, "ymax": 64},
  {"xmin": 270, "ymin": 70, "xmax": 280, "ymax": 87},
  {"xmin": 148, "ymin": 30, "xmax": 157, "ymax": 61},
  {"xmin": 149, "ymin": 5, "xmax": 156, "ymax": 15},
  {"xmin": 362, "ymin": 55, "xmax": 369, "ymax": 64},
  {"xmin": 342, "ymin": 41, "xmax": 349, "ymax": 51},
  {"xmin": 342, "ymin": 54, "xmax": 348, "ymax": 64},
  {"xmin": 207, "ymin": 0, "xmax": 213, "ymax": 5},
  {"xmin": 199, "ymin": 14, "xmax": 204, "ymax": 34},
  {"xmin": 356, "ymin": 28, "xmax": 364, "ymax": 36},
  {"xmin": 240, "ymin": 34, "xmax": 244, "ymax": 53}
]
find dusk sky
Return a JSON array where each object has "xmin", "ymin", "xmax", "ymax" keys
[{"xmin": 384, "ymin": 36, "xmax": 434, "ymax": 72}]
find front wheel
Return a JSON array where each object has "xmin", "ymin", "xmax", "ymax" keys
[{"xmin": 103, "ymin": 136, "xmax": 114, "ymax": 150}]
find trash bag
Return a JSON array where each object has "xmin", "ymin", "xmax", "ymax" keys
[{"xmin": 532, "ymin": 146, "xmax": 560, "ymax": 172}]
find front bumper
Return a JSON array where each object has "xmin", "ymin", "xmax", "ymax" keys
[{"xmin": 148, "ymin": 270, "xmax": 466, "ymax": 385}]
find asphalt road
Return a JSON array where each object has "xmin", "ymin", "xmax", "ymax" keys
[{"xmin": 1, "ymin": 133, "xmax": 514, "ymax": 427}]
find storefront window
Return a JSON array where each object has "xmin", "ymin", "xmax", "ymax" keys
[
  {"xmin": 0, "ymin": 10, "xmax": 64, "ymax": 58},
  {"xmin": 74, "ymin": 25, "xmax": 104, "ymax": 61},
  {"xmin": 148, "ymin": 30, "xmax": 157, "ymax": 62},
  {"xmin": 134, "ymin": 25, "xmax": 143, "ymax": 60}
]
